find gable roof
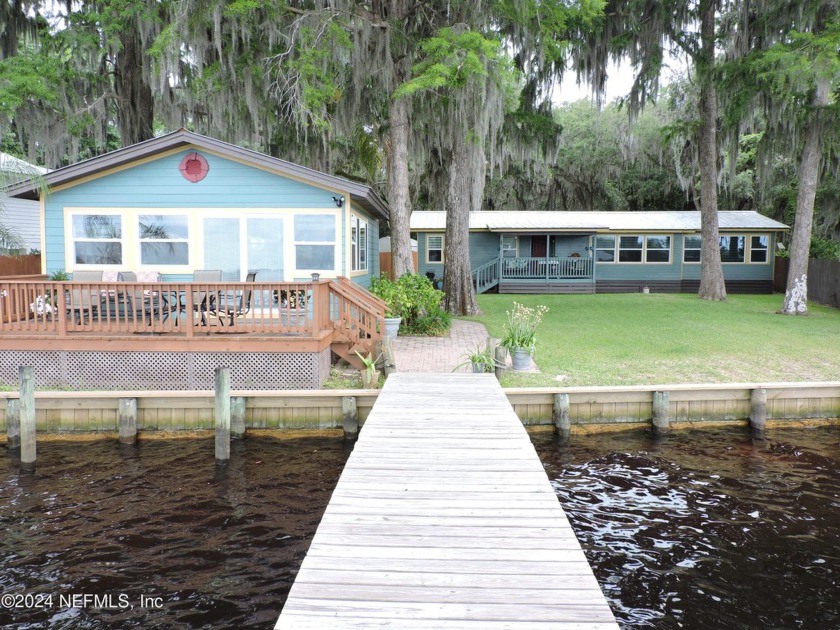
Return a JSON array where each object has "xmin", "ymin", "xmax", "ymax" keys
[
  {"xmin": 5, "ymin": 129, "xmax": 389, "ymax": 220},
  {"xmin": 410, "ymin": 210, "xmax": 788, "ymax": 232}
]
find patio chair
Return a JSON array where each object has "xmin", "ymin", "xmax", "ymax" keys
[
  {"xmin": 68, "ymin": 270, "xmax": 103, "ymax": 323},
  {"xmin": 192, "ymin": 269, "xmax": 222, "ymax": 325},
  {"xmin": 116, "ymin": 271, "xmax": 159, "ymax": 323},
  {"xmin": 214, "ymin": 271, "xmax": 257, "ymax": 326}
]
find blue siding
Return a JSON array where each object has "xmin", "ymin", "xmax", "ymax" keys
[{"xmin": 44, "ymin": 148, "xmax": 383, "ymax": 285}]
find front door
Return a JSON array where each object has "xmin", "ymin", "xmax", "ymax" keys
[{"xmin": 531, "ymin": 235, "xmax": 548, "ymax": 258}]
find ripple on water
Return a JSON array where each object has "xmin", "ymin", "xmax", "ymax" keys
[
  {"xmin": 533, "ymin": 426, "xmax": 840, "ymax": 630},
  {"xmin": 0, "ymin": 436, "xmax": 351, "ymax": 629}
]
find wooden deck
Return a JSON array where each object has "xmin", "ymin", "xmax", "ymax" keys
[{"xmin": 276, "ymin": 373, "xmax": 619, "ymax": 629}]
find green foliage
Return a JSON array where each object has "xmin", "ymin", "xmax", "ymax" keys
[
  {"xmin": 809, "ymin": 236, "xmax": 840, "ymax": 260},
  {"xmin": 452, "ymin": 343, "xmax": 495, "ymax": 373},
  {"xmin": 500, "ymin": 302, "xmax": 548, "ymax": 353},
  {"xmin": 369, "ymin": 274, "xmax": 451, "ymax": 335},
  {"xmin": 49, "ymin": 270, "xmax": 69, "ymax": 281},
  {"xmin": 394, "ymin": 27, "xmax": 516, "ymax": 100}
]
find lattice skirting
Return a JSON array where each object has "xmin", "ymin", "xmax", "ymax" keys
[{"xmin": 0, "ymin": 349, "xmax": 332, "ymax": 390}]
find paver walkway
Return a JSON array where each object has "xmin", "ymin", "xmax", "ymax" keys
[
  {"xmin": 392, "ymin": 319, "xmax": 537, "ymax": 373},
  {"xmin": 392, "ymin": 319, "xmax": 492, "ymax": 373}
]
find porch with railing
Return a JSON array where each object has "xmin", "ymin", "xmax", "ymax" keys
[
  {"xmin": 473, "ymin": 256, "xmax": 595, "ymax": 293},
  {"xmin": 0, "ymin": 277, "xmax": 383, "ymax": 370},
  {"xmin": 502, "ymin": 256, "xmax": 593, "ymax": 280}
]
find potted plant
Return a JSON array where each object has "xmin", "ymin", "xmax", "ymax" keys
[
  {"xmin": 500, "ymin": 302, "xmax": 549, "ymax": 371},
  {"xmin": 29, "ymin": 270, "xmax": 69, "ymax": 318},
  {"xmin": 355, "ymin": 350, "xmax": 381, "ymax": 388},
  {"xmin": 452, "ymin": 344, "xmax": 495, "ymax": 373},
  {"xmin": 370, "ymin": 276, "xmax": 406, "ymax": 338}
]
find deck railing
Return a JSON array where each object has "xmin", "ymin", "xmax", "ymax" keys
[
  {"xmin": 472, "ymin": 259, "xmax": 501, "ymax": 293},
  {"xmin": 329, "ymin": 277, "xmax": 385, "ymax": 351},
  {"xmin": 0, "ymin": 279, "xmax": 371, "ymax": 339},
  {"xmin": 502, "ymin": 256, "xmax": 593, "ymax": 280}
]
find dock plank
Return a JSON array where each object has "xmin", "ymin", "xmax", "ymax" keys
[{"xmin": 276, "ymin": 373, "xmax": 617, "ymax": 629}]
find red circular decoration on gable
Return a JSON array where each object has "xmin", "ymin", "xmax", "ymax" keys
[{"xmin": 179, "ymin": 152, "xmax": 209, "ymax": 182}]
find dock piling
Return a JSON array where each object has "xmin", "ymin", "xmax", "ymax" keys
[
  {"xmin": 118, "ymin": 398, "xmax": 138, "ymax": 445},
  {"xmin": 19, "ymin": 366, "xmax": 36, "ymax": 472},
  {"xmin": 214, "ymin": 367, "xmax": 231, "ymax": 463},
  {"xmin": 553, "ymin": 393, "xmax": 571, "ymax": 438},
  {"xmin": 652, "ymin": 390, "xmax": 671, "ymax": 431},
  {"xmin": 750, "ymin": 387, "xmax": 767, "ymax": 435},
  {"xmin": 342, "ymin": 396, "xmax": 359, "ymax": 439},
  {"xmin": 494, "ymin": 346, "xmax": 507, "ymax": 380},
  {"xmin": 6, "ymin": 398, "xmax": 20, "ymax": 450},
  {"xmin": 230, "ymin": 396, "xmax": 246, "ymax": 439}
]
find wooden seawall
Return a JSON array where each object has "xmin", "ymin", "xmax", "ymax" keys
[{"xmin": 276, "ymin": 372, "xmax": 618, "ymax": 628}]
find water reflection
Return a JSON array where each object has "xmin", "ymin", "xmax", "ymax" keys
[
  {"xmin": 533, "ymin": 427, "xmax": 840, "ymax": 629},
  {"xmin": 0, "ymin": 436, "xmax": 350, "ymax": 629}
]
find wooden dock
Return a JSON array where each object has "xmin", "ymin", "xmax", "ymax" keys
[{"xmin": 276, "ymin": 373, "xmax": 618, "ymax": 629}]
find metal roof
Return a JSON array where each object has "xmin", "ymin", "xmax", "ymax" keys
[
  {"xmin": 5, "ymin": 129, "xmax": 389, "ymax": 221},
  {"xmin": 410, "ymin": 210, "xmax": 788, "ymax": 232}
]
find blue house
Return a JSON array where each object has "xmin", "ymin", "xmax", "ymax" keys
[
  {"xmin": 411, "ymin": 210, "xmax": 788, "ymax": 294},
  {"xmin": 0, "ymin": 131, "xmax": 388, "ymax": 390},
  {"xmin": 7, "ymin": 129, "xmax": 388, "ymax": 287}
]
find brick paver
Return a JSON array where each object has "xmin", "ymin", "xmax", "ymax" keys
[{"xmin": 392, "ymin": 319, "xmax": 495, "ymax": 373}]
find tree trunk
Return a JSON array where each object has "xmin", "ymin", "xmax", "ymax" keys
[
  {"xmin": 115, "ymin": 25, "xmax": 154, "ymax": 146},
  {"xmin": 442, "ymin": 131, "xmax": 479, "ymax": 316},
  {"xmin": 780, "ymin": 76, "xmax": 828, "ymax": 315},
  {"xmin": 696, "ymin": 0, "xmax": 727, "ymax": 301},
  {"xmin": 388, "ymin": 91, "xmax": 415, "ymax": 278}
]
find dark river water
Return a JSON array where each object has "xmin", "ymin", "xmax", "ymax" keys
[
  {"xmin": 0, "ymin": 435, "xmax": 350, "ymax": 629},
  {"xmin": 2, "ymin": 426, "xmax": 839, "ymax": 629},
  {"xmin": 532, "ymin": 426, "xmax": 840, "ymax": 630}
]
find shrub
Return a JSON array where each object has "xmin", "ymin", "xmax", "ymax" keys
[{"xmin": 370, "ymin": 273, "xmax": 450, "ymax": 336}]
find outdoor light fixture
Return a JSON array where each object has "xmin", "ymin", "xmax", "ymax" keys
[{"xmin": 332, "ymin": 196, "xmax": 345, "ymax": 207}]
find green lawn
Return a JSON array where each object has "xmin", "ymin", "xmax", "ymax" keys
[{"xmin": 467, "ymin": 293, "xmax": 840, "ymax": 387}]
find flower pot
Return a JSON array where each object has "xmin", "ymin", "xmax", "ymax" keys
[
  {"xmin": 384, "ymin": 316, "xmax": 402, "ymax": 338},
  {"xmin": 511, "ymin": 347, "xmax": 532, "ymax": 371},
  {"xmin": 471, "ymin": 361, "xmax": 488, "ymax": 373}
]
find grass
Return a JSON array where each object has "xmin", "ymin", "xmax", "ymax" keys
[{"xmin": 466, "ymin": 293, "xmax": 840, "ymax": 388}]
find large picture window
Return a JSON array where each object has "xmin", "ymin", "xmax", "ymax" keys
[
  {"xmin": 71, "ymin": 214, "xmax": 123, "ymax": 265},
  {"xmin": 595, "ymin": 235, "xmax": 616, "ymax": 262},
  {"xmin": 427, "ymin": 234, "xmax": 444, "ymax": 263},
  {"xmin": 139, "ymin": 214, "xmax": 189, "ymax": 265},
  {"xmin": 351, "ymin": 214, "xmax": 368, "ymax": 271},
  {"xmin": 294, "ymin": 214, "xmax": 336, "ymax": 270}
]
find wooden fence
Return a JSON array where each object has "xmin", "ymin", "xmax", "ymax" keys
[
  {"xmin": 774, "ymin": 257, "xmax": 840, "ymax": 309},
  {"xmin": 0, "ymin": 254, "xmax": 41, "ymax": 277},
  {"xmin": 1, "ymin": 382, "xmax": 838, "ymax": 435}
]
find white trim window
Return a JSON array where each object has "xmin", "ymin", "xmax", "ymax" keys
[
  {"xmin": 720, "ymin": 235, "xmax": 746, "ymax": 263},
  {"xmin": 351, "ymin": 214, "xmax": 368, "ymax": 271},
  {"xmin": 684, "ymin": 235, "xmax": 702, "ymax": 263},
  {"xmin": 294, "ymin": 214, "xmax": 337, "ymax": 270},
  {"xmin": 750, "ymin": 235, "xmax": 769, "ymax": 263},
  {"xmin": 595, "ymin": 235, "xmax": 616, "ymax": 262},
  {"xmin": 501, "ymin": 235, "xmax": 518, "ymax": 258},
  {"xmin": 645, "ymin": 235, "xmax": 671, "ymax": 263},
  {"xmin": 71, "ymin": 213, "xmax": 123, "ymax": 265},
  {"xmin": 427, "ymin": 234, "xmax": 444, "ymax": 263},
  {"xmin": 139, "ymin": 214, "xmax": 189, "ymax": 265},
  {"xmin": 618, "ymin": 235, "xmax": 644, "ymax": 263}
]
